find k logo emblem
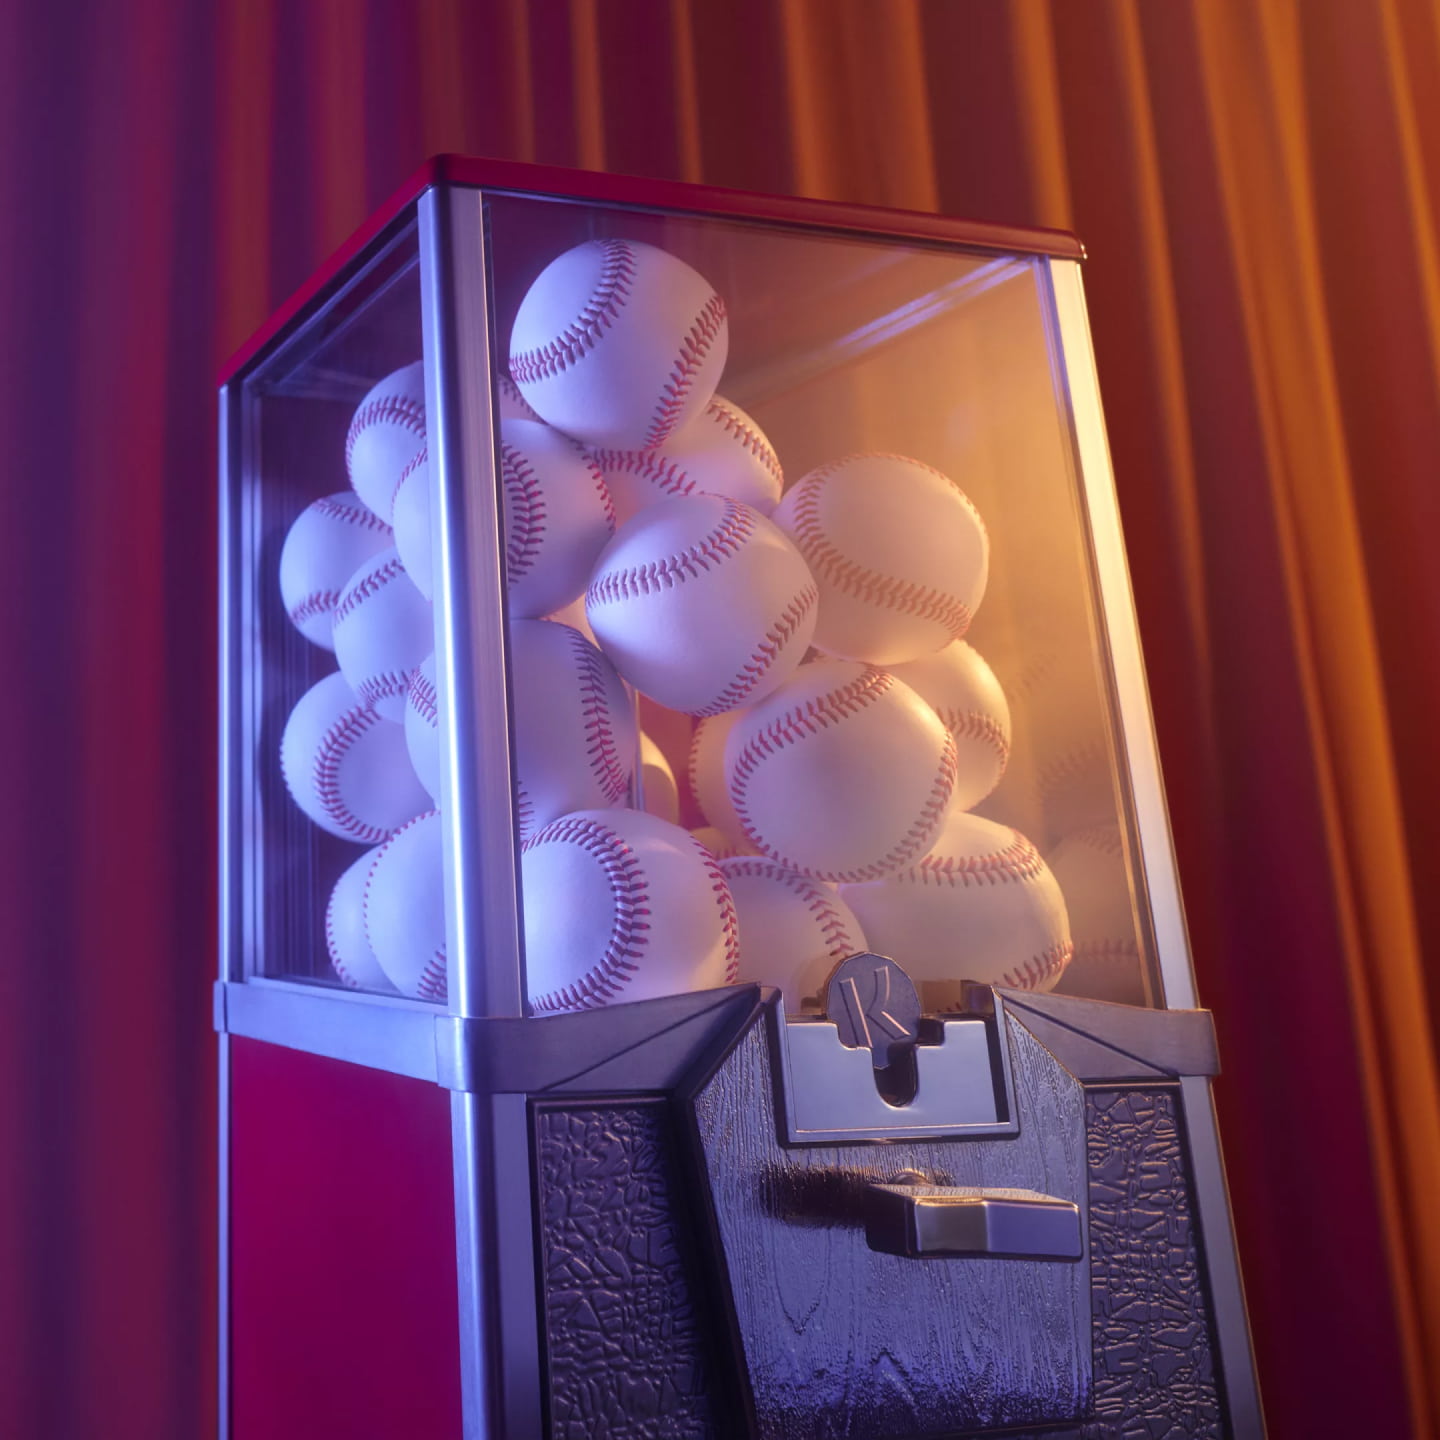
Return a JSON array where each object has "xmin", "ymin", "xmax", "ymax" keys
[{"xmin": 824, "ymin": 953, "xmax": 922, "ymax": 1069}]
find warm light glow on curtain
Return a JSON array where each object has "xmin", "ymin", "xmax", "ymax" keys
[{"xmin": 3, "ymin": 2, "xmax": 1438, "ymax": 1436}]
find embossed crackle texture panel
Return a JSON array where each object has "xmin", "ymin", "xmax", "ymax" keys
[{"xmin": 533, "ymin": 1101, "xmax": 728, "ymax": 1440}]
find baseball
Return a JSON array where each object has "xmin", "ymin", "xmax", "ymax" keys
[
  {"xmin": 687, "ymin": 710, "xmax": 749, "ymax": 845},
  {"xmin": 278, "ymin": 493, "xmax": 393, "ymax": 649},
  {"xmin": 840, "ymin": 811, "xmax": 1072, "ymax": 993},
  {"xmin": 1047, "ymin": 824, "xmax": 1145, "ymax": 1006},
  {"xmin": 347, "ymin": 361, "xmax": 426, "ymax": 523},
  {"xmin": 501, "ymin": 417, "xmax": 616, "ymax": 620},
  {"xmin": 496, "ymin": 370, "xmax": 541, "ymax": 422},
  {"xmin": 509, "ymin": 238, "xmax": 728, "ymax": 450},
  {"xmin": 889, "ymin": 640, "xmax": 1011, "ymax": 811},
  {"xmin": 586, "ymin": 495, "xmax": 818, "ymax": 716},
  {"xmin": 325, "ymin": 848, "xmax": 399, "ymax": 993},
  {"xmin": 364, "ymin": 809, "xmax": 448, "ymax": 1001},
  {"xmin": 404, "ymin": 654, "xmax": 440, "ymax": 801},
  {"xmin": 588, "ymin": 395, "xmax": 782, "ymax": 526},
  {"xmin": 521, "ymin": 809, "xmax": 739, "ymax": 1013},
  {"xmin": 719, "ymin": 856, "xmax": 867, "ymax": 1011},
  {"xmin": 279, "ymin": 671, "xmax": 430, "ymax": 843},
  {"xmin": 773, "ymin": 453, "xmax": 989, "ymax": 666},
  {"xmin": 726, "ymin": 659, "xmax": 958, "ymax": 883},
  {"xmin": 639, "ymin": 731, "xmax": 680, "ymax": 824},
  {"xmin": 691, "ymin": 825, "xmax": 757, "ymax": 861},
  {"xmin": 512, "ymin": 619, "xmax": 638, "ymax": 843},
  {"xmin": 332, "ymin": 547, "xmax": 433, "ymax": 721},
  {"xmin": 390, "ymin": 447, "xmax": 433, "ymax": 600}
]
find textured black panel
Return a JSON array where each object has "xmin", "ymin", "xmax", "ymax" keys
[
  {"xmin": 1083, "ymin": 1088, "xmax": 1223, "ymax": 1440},
  {"xmin": 534, "ymin": 1102, "xmax": 724, "ymax": 1440}
]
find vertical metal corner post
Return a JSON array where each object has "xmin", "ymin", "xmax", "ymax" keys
[
  {"xmin": 419, "ymin": 183, "xmax": 543, "ymax": 1439},
  {"xmin": 1039, "ymin": 259, "xmax": 1198, "ymax": 1015},
  {"xmin": 1042, "ymin": 260, "xmax": 1265, "ymax": 1436},
  {"xmin": 216, "ymin": 378, "xmax": 242, "ymax": 1440}
]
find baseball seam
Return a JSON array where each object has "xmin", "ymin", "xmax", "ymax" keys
[
  {"xmin": 361, "ymin": 809, "xmax": 438, "ymax": 973},
  {"xmin": 324, "ymin": 891, "xmax": 360, "ymax": 988},
  {"xmin": 729, "ymin": 669, "xmax": 959, "ymax": 883},
  {"xmin": 911, "ymin": 829, "xmax": 1046, "ymax": 889},
  {"xmin": 693, "ymin": 582, "xmax": 818, "ymax": 718},
  {"xmin": 389, "ymin": 444, "xmax": 428, "ymax": 521},
  {"xmin": 333, "ymin": 554, "xmax": 408, "ymax": 629},
  {"xmin": 501, "ymin": 442, "xmax": 547, "ymax": 583},
  {"xmin": 526, "ymin": 816, "xmax": 652, "ymax": 1012},
  {"xmin": 312, "ymin": 705, "xmax": 392, "ymax": 843},
  {"xmin": 1071, "ymin": 938, "xmax": 1138, "ymax": 964},
  {"xmin": 1063, "ymin": 824, "xmax": 1125, "ymax": 859},
  {"xmin": 497, "ymin": 371, "xmax": 540, "ymax": 418},
  {"xmin": 566, "ymin": 626, "xmax": 630, "ymax": 803},
  {"xmin": 722, "ymin": 858, "xmax": 858, "ymax": 960},
  {"xmin": 515, "ymin": 781, "xmax": 537, "ymax": 842},
  {"xmin": 787, "ymin": 474, "xmax": 974, "ymax": 642},
  {"xmin": 708, "ymin": 399, "xmax": 782, "ymax": 487},
  {"xmin": 311, "ymin": 494, "xmax": 392, "ymax": 534},
  {"xmin": 1036, "ymin": 739, "xmax": 1110, "ymax": 800},
  {"xmin": 289, "ymin": 588, "xmax": 341, "ymax": 628},
  {"xmin": 999, "ymin": 941, "xmax": 1073, "ymax": 991},
  {"xmin": 509, "ymin": 239, "xmax": 638, "ymax": 386},
  {"xmin": 358, "ymin": 666, "xmax": 418, "ymax": 713},
  {"xmin": 586, "ymin": 498, "xmax": 755, "ymax": 607},
  {"xmin": 698, "ymin": 843, "xmax": 742, "ymax": 982},
  {"xmin": 346, "ymin": 394, "xmax": 425, "ymax": 472},
  {"xmin": 415, "ymin": 949, "xmax": 448, "ymax": 1001},
  {"xmin": 644, "ymin": 292, "xmax": 727, "ymax": 449},
  {"xmin": 940, "ymin": 709, "xmax": 1011, "ymax": 773},
  {"xmin": 407, "ymin": 668, "xmax": 438, "ymax": 727},
  {"xmin": 589, "ymin": 446, "xmax": 693, "ymax": 502}
]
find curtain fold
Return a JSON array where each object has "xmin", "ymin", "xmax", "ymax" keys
[{"xmin": 4, "ymin": 1, "xmax": 1438, "ymax": 1435}]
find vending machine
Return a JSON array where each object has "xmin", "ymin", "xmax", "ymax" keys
[{"xmin": 216, "ymin": 156, "xmax": 1263, "ymax": 1439}]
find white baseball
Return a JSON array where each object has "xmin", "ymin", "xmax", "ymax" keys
[
  {"xmin": 390, "ymin": 447, "xmax": 433, "ymax": 600},
  {"xmin": 588, "ymin": 395, "xmax": 782, "ymax": 526},
  {"xmin": 332, "ymin": 547, "xmax": 433, "ymax": 722},
  {"xmin": 325, "ymin": 848, "xmax": 399, "ymax": 993},
  {"xmin": 719, "ymin": 856, "xmax": 867, "ymax": 1010},
  {"xmin": 404, "ymin": 654, "xmax": 441, "ymax": 801},
  {"xmin": 496, "ymin": 370, "xmax": 541, "ymax": 421},
  {"xmin": 639, "ymin": 732, "xmax": 680, "ymax": 824},
  {"xmin": 1047, "ymin": 824, "xmax": 1144, "ymax": 1005},
  {"xmin": 365, "ymin": 809, "xmax": 448, "ymax": 1001},
  {"xmin": 890, "ymin": 640, "xmax": 1011, "ymax": 811},
  {"xmin": 501, "ymin": 418, "xmax": 616, "ymax": 619},
  {"xmin": 544, "ymin": 592, "xmax": 598, "ymax": 646},
  {"xmin": 347, "ymin": 361, "xmax": 426, "ymax": 523},
  {"xmin": 279, "ymin": 493, "xmax": 393, "ymax": 649},
  {"xmin": 691, "ymin": 825, "xmax": 757, "ymax": 861},
  {"xmin": 773, "ymin": 453, "xmax": 989, "ymax": 666},
  {"xmin": 586, "ymin": 495, "xmax": 818, "ymax": 716},
  {"xmin": 280, "ymin": 671, "xmax": 429, "ymax": 843},
  {"xmin": 725, "ymin": 659, "xmax": 958, "ymax": 883},
  {"xmin": 840, "ymin": 811, "xmax": 1072, "ymax": 992},
  {"xmin": 509, "ymin": 238, "xmax": 728, "ymax": 450},
  {"xmin": 512, "ymin": 620, "xmax": 638, "ymax": 843},
  {"xmin": 687, "ymin": 710, "xmax": 748, "ymax": 844},
  {"xmin": 521, "ymin": 809, "xmax": 739, "ymax": 1013}
]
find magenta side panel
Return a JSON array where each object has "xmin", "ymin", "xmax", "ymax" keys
[{"xmin": 228, "ymin": 1037, "xmax": 463, "ymax": 1440}]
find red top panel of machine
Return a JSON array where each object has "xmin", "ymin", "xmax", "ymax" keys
[{"xmin": 218, "ymin": 154, "xmax": 1084, "ymax": 386}]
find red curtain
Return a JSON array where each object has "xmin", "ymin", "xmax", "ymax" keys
[{"xmin": 3, "ymin": 2, "xmax": 1438, "ymax": 1436}]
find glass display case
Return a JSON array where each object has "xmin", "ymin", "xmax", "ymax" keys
[{"xmin": 217, "ymin": 157, "xmax": 1263, "ymax": 1440}]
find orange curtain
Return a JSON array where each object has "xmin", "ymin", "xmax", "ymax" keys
[{"xmin": 5, "ymin": 1, "xmax": 1439, "ymax": 1436}]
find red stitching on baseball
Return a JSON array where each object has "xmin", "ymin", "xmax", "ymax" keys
[
  {"xmin": 312, "ymin": 704, "xmax": 393, "ymax": 843},
  {"xmin": 311, "ymin": 494, "xmax": 392, "ymax": 535},
  {"xmin": 497, "ymin": 370, "xmax": 540, "ymax": 418},
  {"xmin": 525, "ymin": 816, "xmax": 652, "ymax": 1012},
  {"xmin": 324, "ymin": 888, "xmax": 360, "ymax": 988},
  {"xmin": 728, "ymin": 669, "xmax": 959, "ymax": 883},
  {"xmin": 1071, "ymin": 938, "xmax": 1138, "ymax": 965},
  {"xmin": 361, "ymin": 809, "xmax": 438, "ymax": 963},
  {"xmin": 721, "ymin": 858, "xmax": 858, "ymax": 962},
  {"xmin": 333, "ymin": 554, "xmax": 408, "ymax": 629},
  {"xmin": 939, "ymin": 709, "xmax": 1010, "ymax": 774},
  {"xmin": 357, "ymin": 666, "xmax": 418, "ymax": 713},
  {"xmin": 693, "ymin": 582, "xmax": 818, "ymax": 718},
  {"xmin": 407, "ymin": 667, "xmax": 438, "ymax": 727},
  {"xmin": 509, "ymin": 239, "xmax": 639, "ymax": 385},
  {"xmin": 910, "ymin": 828, "xmax": 1046, "ymax": 889},
  {"xmin": 416, "ymin": 950, "xmax": 448, "ymax": 1001},
  {"xmin": 566, "ymin": 626, "xmax": 630, "ymax": 803},
  {"xmin": 787, "ymin": 470, "xmax": 975, "ymax": 642},
  {"xmin": 501, "ymin": 442, "xmax": 547, "ymax": 583},
  {"xmin": 644, "ymin": 292, "xmax": 727, "ymax": 449},
  {"xmin": 589, "ymin": 445, "xmax": 693, "ymax": 501},
  {"xmin": 698, "ymin": 843, "xmax": 741, "ymax": 982},
  {"xmin": 515, "ymin": 781, "xmax": 536, "ymax": 840},
  {"xmin": 346, "ymin": 394, "xmax": 425, "ymax": 471},
  {"xmin": 1063, "ymin": 824, "xmax": 1125, "ymax": 859},
  {"xmin": 706, "ymin": 398, "xmax": 782, "ymax": 487},
  {"xmin": 389, "ymin": 444, "xmax": 428, "ymax": 520},
  {"xmin": 587, "ymin": 498, "xmax": 755, "ymax": 607},
  {"xmin": 289, "ymin": 588, "xmax": 341, "ymax": 627},
  {"xmin": 999, "ymin": 941, "xmax": 1073, "ymax": 991},
  {"xmin": 1036, "ymin": 739, "xmax": 1109, "ymax": 800}
]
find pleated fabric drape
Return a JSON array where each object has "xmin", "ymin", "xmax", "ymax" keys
[{"xmin": 3, "ymin": 2, "xmax": 1438, "ymax": 1436}]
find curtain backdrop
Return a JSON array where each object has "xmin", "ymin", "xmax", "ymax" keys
[{"xmin": 3, "ymin": 2, "xmax": 1438, "ymax": 1436}]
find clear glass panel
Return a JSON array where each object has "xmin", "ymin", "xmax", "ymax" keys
[
  {"xmin": 482, "ymin": 193, "xmax": 1160, "ymax": 1016},
  {"xmin": 237, "ymin": 220, "xmax": 439, "ymax": 997}
]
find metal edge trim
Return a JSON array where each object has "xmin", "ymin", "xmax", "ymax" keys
[
  {"xmin": 217, "ymin": 1031, "xmax": 231, "ymax": 1440},
  {"xmin": 1041, "ymin": 259, "xmax": 1199, "ymax": 1013}
]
